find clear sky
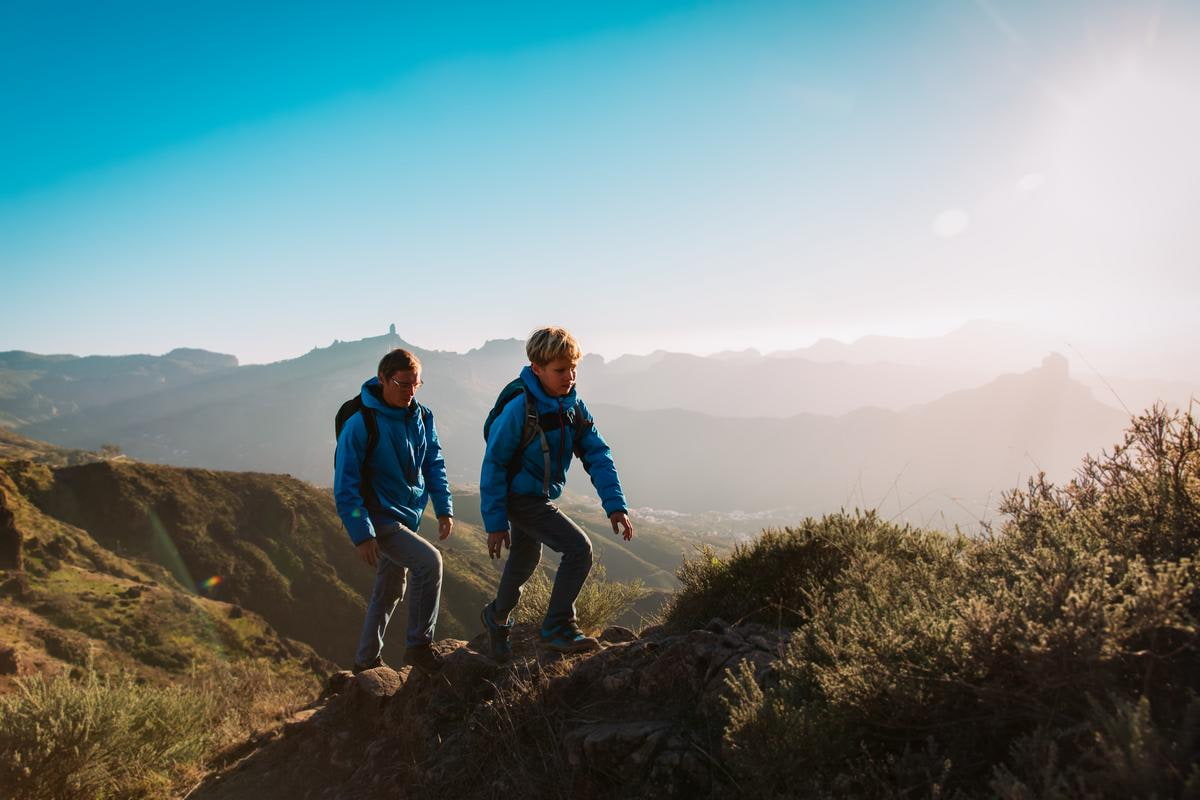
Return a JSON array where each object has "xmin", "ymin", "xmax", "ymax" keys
[{"xmin": 2, "ymin": 0, "xmax": 1197, "ymax": 372}]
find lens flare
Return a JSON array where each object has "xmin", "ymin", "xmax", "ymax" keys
[{"xmin": 200, "ymin": 575, "xmax": 222, "ymax": 592}]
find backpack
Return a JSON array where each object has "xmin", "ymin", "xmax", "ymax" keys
[
  {"xmin": 483, "ymin": 378, "xmax": 593, "ymax": 495},
  {"xmin": 335, "ymin": 393, "xmax": 429, "ymax": 508}
]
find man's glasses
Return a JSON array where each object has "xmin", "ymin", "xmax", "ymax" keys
[{"xmin": 390, "ymin": 378, "xmax": 423, "ymax": 391}]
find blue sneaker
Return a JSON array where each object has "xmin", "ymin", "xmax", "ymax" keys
[
  {"xmin": 538, "ymin": 622, "xmax": 599, "ymax": 654},
  {"xmin": 481, "ymin": 602, "xmax": 514, "ymax": 661}
]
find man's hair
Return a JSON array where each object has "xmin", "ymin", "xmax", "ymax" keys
[
  {"xmin": 526, "ymin": 327, "xmax": 582, "ymax": 366},
  {"xmin": 377, "ymin": 348, "xmax": 421, "ymax": 377}
]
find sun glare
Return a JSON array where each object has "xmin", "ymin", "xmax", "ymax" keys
[{"xmin": 1043, "ymin": 51, "xmax": 1200, "ymax": 233}]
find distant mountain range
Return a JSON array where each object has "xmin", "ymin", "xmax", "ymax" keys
[{"xmin": 4, "ymin": 323, "xmax": 1191, "ymax": 528}]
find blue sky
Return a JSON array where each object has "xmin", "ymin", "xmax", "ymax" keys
[{"xmin": 2, "ymin": 0, "xmax": 1197, "ymax": 374}]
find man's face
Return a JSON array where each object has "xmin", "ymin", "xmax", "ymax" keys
[
  {"xmin": 531, "ymin": 357, "xmax": 577, "ymax": 398},
  {"xmin": 379, "ymin": 369, "xmax": 421, "ymax": 408}
]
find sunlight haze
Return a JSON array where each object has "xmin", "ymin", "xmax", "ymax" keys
[{"xmin": 2, "ymin": 0, "xmax": 1197, "ymax": 380}]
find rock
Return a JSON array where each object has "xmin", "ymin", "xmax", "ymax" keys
[
  {"xmin": 120, "ymin": 586, "xmax": 143, "ymax": 599},
  {"xmin": 564, "ymin": 720, "xmax": 672, "ymax": 773},
  {"xmin": 0, "ymin": 645, "xmax": 20, "ymax": 675},
  {"xmin": 599, "ymin": 625, "xmax": 637, "ymax": 644},
  {"xmin": 228, "ymin": 605, "xmax": 244, "ymax": 619},
  {"xmin": 747, "ymin": 634, "xmax": 776, "ymax": 652},
  {"xmin": 601, "ymin": 668, "xmax": 635, "ymax": 694},
  {"xmin": 0, "ymin": 574, "xmax": 28, "ymax": 599},
  {"xmin": 282, "ymin": 708, "xmax": 318, "ymax": 735},
  {"xmin": 324, "ymin": 669, "xmax": 356, "ymax": 698},
  {"xmin": 638, "ymin": 623, "xmax": 670, "ymax": 640},
  {"xmin": 354, "ymin": 667, "xmax": 403, "ymax": 698}
]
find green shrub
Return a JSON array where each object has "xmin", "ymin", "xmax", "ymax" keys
[
  {"xmin": 512, "ymin": 563, "xmax": 648, "ymax": 633},
  {"xmin": 661, "ymin": 511, "xmax": 966, "ymax": 632},
  {"xmin": 0, "ymin": 658, "xmax": 317, "ymax": 800},
  {"xmin": 716, "ymin": 407, "xmax": 1200, "ymax": 798}
]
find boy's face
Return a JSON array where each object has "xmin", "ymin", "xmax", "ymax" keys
[
  {"xmin": 531, "ymin": 357, "xmax": 577, "ymax": 397},
  {"xmin": 379, "ymin": 368, "xmax": 421, "ymax": 408}
]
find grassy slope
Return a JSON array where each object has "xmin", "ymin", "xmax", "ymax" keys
[{"xmin": 0, "ymin": 460, "xmax": 327, "ymax": 695}]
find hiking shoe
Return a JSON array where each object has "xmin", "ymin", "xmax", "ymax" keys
[
  {"xmin": 352, "ymin": 656, "xmax": 388, "ymax": 674},
  {"xmin": 539, "ymin": 622, "xmax": 599, "ymax": 654},
  {"xmin": 481, "ymin": 602, "xmax": 514, "ymax": 661},
  {"xmin": 403, "ymin": 644, "xmax": 445, "ymax": 674}
]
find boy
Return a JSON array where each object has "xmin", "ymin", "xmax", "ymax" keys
[
  {"xmin": 334, "ymin": 348, "xmax": 454, "ymax": 674},
  {"xmin": 479, "ymin": 327, "xmax": 633, "ymax": 657}
]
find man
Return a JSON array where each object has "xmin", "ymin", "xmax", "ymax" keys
[
  {"xmin": 334, "ymin": 348, "xmax": 453, "ymax": 674},
  {"xmin": 479, "ymin": 326, "xmax": 633, "ymax": 657}
]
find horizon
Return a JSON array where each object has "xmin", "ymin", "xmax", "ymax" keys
[{"xmin": 3, "ymin": 1, "xmax": 1198, "ymax": 377}]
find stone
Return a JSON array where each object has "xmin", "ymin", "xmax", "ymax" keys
[
  {"xmin": 599, "ymin": 625, "xmax": 637, "ymax": 643},
  {"xmin": 355, "ymin": 666, "xmax": 403, "ymax": 698},
  {"xmin": 564, "ymin": 720, "xmax": 672, "ymax": 771},
  {"xmin": 324, "ymin": 670, "xmax": 356, "ymax": 697},
  {"xmin": 0, "ymin": 645, "xmax": 20, "ymax": 675}
]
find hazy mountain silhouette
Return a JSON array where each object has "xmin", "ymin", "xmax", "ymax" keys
[
  {"xmin": 590, "ymin": 354, "xmax": 1128, "ymax": 527},
  {"xmin": 9, "ymin": 329, "xmax": 1145, "ymax": 527},
  {"xmin": 0, "ymin": 348, "xmax": 238, "ymax": 427}
]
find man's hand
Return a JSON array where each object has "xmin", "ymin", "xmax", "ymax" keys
[
  {"xmin": 487, "ymin": 531, "xmax": 511, "ymax": 560},
  {"xmin": 610, "ymin": 511, "xmax": 633, "ymax": 541},
  {"xmin": 356, "ymin": 538, "xmax": 380, "ymax": 567},
  {"xmin": 437, "ymin": 515, "xmax": 454, "ymax": 540}
]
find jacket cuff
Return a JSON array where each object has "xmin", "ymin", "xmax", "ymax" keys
[
  {"xmin": 482, "ymin": 514, "xmax": 511, "ymax": 534},
  {"xmin": 601, "ymin": 498, "xmax": 628, "ymax": 518},
  {"xmin": 345, "ymin": 512, "xmax": 376, "ymax": 545}
]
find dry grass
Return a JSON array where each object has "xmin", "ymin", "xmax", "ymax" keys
[
  {"xmin": 0, "ymin": 657, "xmax": 318, "ymax": 800},
  {"xmin": 513, "ymin": 562, "xmax": 649, "ymax": 633}
]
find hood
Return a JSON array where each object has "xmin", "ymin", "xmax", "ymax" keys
[
  {"xmin": 360, "ymin": 377, "xmax": 419, "ymax": 420},
  {"xmin": 520, "ymin": 365, "xmax": 578, "ymax": 413}
]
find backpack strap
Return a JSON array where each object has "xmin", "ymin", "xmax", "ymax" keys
[
  {"xmin": 358, "ymin": 406, "xmax": 381, "ymax": 510},
  {"xmin": 509, "ymin": 391, "xmax": 552, "ymax": 496},
  {"xmin": 570, "ymin": 406, "xmax": 594, "ymax": 463}
]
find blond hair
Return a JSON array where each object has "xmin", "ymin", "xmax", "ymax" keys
[{"xmin": 526, "ymin": 327, "xmax": 582, "ymax": 366}]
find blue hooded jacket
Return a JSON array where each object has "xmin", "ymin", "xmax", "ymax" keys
[
  {"xmin": 334, "ymin": 377, "xmax": 453, "ymax": 544},
  {"xmin": 480, "ymin": 366, "xmax": 627, "ymax": 533}
]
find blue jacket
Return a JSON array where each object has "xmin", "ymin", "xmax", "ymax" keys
[
  {"xmin": 334, "ymin": 378, "xmax": 453, "ymax": 544},
  {"xmin": 480, "ymin": 366, "xmax": 627, "ymax": 533}
]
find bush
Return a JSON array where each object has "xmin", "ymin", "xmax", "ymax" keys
[
  {"xmin": 661, "ymin": 511, "xmax": 966, "ymax": 632},
  {"xmin": 512, "ymin": 563, "xmax": 648, "ymax": 633},
  {"xmin": 0, "ymin": 658, "xmax": 317, "ymax": 800},
  {"xmin": 713, "ymin": 407, "xmax": 1200, "ymax": 798}
]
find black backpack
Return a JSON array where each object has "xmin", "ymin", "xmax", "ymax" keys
[
  {"xmin": 335, "ymin": 394, "xmax": 429, "ymax": 507},
  {"xmin": 483, "ymin": 378, "xmax": 593, "ymax": 494}
]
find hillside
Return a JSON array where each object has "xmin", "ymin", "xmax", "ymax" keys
[
  {"xmin": 189, "ymin": 406, "xmax": 1200, "ymax": 800},
  {"xmin": 0, "ymin": 457, "xmax": 328, "ymax": 695},
  {"xmin": 1, "ymin": 440, "xmax": 690, "ymax": 672},
  {"xmin": 191, "ymin": 620, "xmax": 782, "ymax": 800}
]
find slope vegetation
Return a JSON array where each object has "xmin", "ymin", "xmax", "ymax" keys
[{"xmin": 191, "ymin": 406, "xmax": 1199, "ymax": 799}]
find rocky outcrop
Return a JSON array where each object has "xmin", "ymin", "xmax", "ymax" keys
[
  {"xmin": 0, "ymin": 480, "xmax": 23, "ymax": 571},
  {"xmin": 192, "ymin": 619, "xmax": 784, "ymax": 800}
]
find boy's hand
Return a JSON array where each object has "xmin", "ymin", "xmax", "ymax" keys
[
  {"xmin": 487, "ymin": 531, "xmax": 511, "ymax": 559},
  {"xmin": 437, "ymin": 515, "xmax": 454, "ymax": 540},
  {"xmin": 357, "ymin": 538, "xmax": 380, "ymax": 567},
  {"xmin": 610, "ymin": 511, "xmax": 633, "ymax": 541}
]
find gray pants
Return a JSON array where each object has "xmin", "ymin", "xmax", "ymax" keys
[
  {"xmin": 494, "ymin": 494, "xmax": 593, "ymax": 631},
  {"xmin": 354, "ymin": 522, "xmax": 443, "ymax": 665}
]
